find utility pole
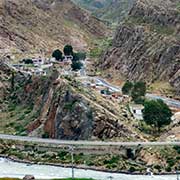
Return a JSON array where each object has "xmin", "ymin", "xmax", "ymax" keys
[
  {"xmin": 177, "ymin": 170, "xmax": 179, "ymax": 180},
  {"xmin": 69, "ymin": 146, "xmax": 75, "ymax": 180}
]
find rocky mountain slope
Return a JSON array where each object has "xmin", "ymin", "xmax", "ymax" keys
[
  {"xmin": 0, "ymin": 60, "xmax": 142, "ymax": 141},
  {"xmin": 0, "ymin": 0, "xmax": 108, "ymax": 54},
  {"xmin": 73, "ymin": 0, "xmax": 135, "ymax": 24},
  {"xmin": 99, "ymin": 0, "xmax": 180, "ymax": 95}
]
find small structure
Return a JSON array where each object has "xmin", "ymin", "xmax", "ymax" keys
[
  {"xmin": 32, "ymin": 68, "xmax": 46, "ymax": 76},
  {"xmin": 12, "ymin": 64, "xmax": 25, "ymax": 70},
  {"xmin": 32, "ymin": 57, "xmax": 44, "ymax": 66},
  {"xmin": 129, "ymin": 104, "xmax": 144, "ymax": 120},
  {"xmin": 64, "ymin": 55, "xmax": 73, "ymax": 61}
]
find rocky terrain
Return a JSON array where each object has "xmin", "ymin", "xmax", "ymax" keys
[
  {"xmin": 99, "ymin": 0, "xmax": 180, "ymax": 95},
  {"xmin": 73, "ymin": 0, "xmax": 135, "ymax": 24},
  {"xmin": 0, "ymin": 60, "xmax": 142, "ymax": 141},
  {"xmin": 0, "ymin": 0, "xmax": 108, "ymax": 55}
]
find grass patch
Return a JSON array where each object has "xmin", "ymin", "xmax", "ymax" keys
[{"xmin": 0, "ymin": 102, "xmax": 38, "ymax": 135}]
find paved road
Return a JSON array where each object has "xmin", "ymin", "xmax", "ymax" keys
[
  {"xmin": 96, "ymin": 77, "xmax": 121, "ymax": 92},
  {"xmin": 0, "ymin": 134, "xmax": 179, "ymax": 146},
  {"xmin": 146, "ymin": 93, "xmax": 180, "ymax": 108},
  {"xmin": 95, "ymin": 77, "xmax": 180, "ymax": 108}
]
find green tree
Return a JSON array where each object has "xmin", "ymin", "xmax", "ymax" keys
[
  {"xmin": 63, "ymin": 44, "xmax": 73, "ymax": 56},
  {"xmin": 52, "ymin": 49, "xmax": 63, "ymax": 61},
  {"xmin": 122, "ymin": 81, "xmax": 133, "ymax": 95},
  {"xmin": 143, "ymin": 99, "xmax": 172, "ymax": 133},
  {"xmin": 71, "ymin": 61, "xmax": 83, "ymax": 71},
  {"xmin": 73, "ymin": 52, "xmax": 80, "ymax": 61},
  {"xmin": 23, "ymin": 59, "xmax": 33, "ymax": 64},
  {"xmin": 131, "ymin": 81, "xmax": 146, "ymax": 104}
]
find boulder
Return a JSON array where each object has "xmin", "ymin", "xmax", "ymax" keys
[{"xmin": 23, "ymin": 175, "xmax": 35, "ymax": 180}]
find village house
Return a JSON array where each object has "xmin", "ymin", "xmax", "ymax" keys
[
  {"xmin": 129, "ymin": 104, "xmax": 144, "ymax": 120},
  {"xmin": 64, "ymin": 55, "xmax": 73, "ymax": 61},
  {"xmin": 32, "ymin": 68, "xmax": 46, "ymax": 76},
  {"xmin": 12, "ymin": 64, "xmax": 25, "ymax": 70},
  {"xmin": 32, "ymin": 57, "xmax": 45, "ymax": 66}
]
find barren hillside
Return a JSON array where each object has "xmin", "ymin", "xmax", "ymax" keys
[{"xmin": 0, "ymin": 0, "xmax": 108, "ymax": 54}]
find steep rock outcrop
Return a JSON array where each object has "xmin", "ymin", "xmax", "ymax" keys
[{"xmin": 99, "ymin": 0, "xmax": 180, "ymax": 95}]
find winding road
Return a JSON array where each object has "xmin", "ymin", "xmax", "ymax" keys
[{"xmin": 95, "ymin": 78, "xmax": 180, "ymax": 108}]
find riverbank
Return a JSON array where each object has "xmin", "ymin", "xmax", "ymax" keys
[
  {"xmin": 0, "ymin": 155, "xmax": 178, "ymax": 176},
  {"xmin": 0, "ymin": 157, "xmax": 177, "ymax": 180}
]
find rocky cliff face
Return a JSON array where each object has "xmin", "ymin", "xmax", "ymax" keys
[
  {"xmin": 0, "ymin": 0, "xmax": 108, "ymax": 53},
  {"xmin": 99, "ymin": 0, "xmax": 180, "ymax": 95}
]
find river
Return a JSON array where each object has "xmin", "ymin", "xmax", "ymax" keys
[{"xmin": 0, "ymin": 158, "xmax": 177, "ymax": 180}]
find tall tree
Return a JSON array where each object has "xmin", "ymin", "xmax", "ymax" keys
[
  {"xmin": 122, "ymin": 81, "xmax": 133, "ymax": 95},
  {"xmin": 63, "ymin": 45, "xmax": 73, "ymax": 56},
  {"xmin": 131, "ymin": 81, "xmax": 146, "ymax": 104},
  {"xmin": 143, "ymin": 99, "xmax": 172, "ymax": 133},
  {"xmin": 52, "ymin": 49, "xmax": 63, "ymax": 61}
]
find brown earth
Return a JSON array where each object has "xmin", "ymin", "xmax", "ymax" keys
[{"xmin": 0, "ymin": 0, "xmax": 109, "ymax": 55}]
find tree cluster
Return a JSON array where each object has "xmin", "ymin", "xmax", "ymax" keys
[
  {"xmin": 122, "ymin": 81, "xmax": 146, "ymax": 104},
  {"xmin": 52, "ymin": 45, "xmax": 85, "ymax": 71}
]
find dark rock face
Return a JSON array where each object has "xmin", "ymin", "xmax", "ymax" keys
[
  {"xmin": 55, "ymin": 93, "xmax": 93, "ymax": 140},
  {"xmin": 100, "ymin": 0, "xmax": 180, "ymax": 95},
  {"xmin": 129, "ymin": 0, "xmax": 180, "ymax": 26}
]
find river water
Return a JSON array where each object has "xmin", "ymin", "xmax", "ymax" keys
[{"xmin": 0, "ymin": 158, "xmax": 177, "ymax": 180}]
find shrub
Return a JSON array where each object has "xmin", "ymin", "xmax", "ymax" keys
[
  {"xmin": 17, "ymin": 114, "xmax": 26, "ymax": 121},
  {"xmin": 174, "ymin": 146, "xmax": 180, "ymax": 154},
  {"xmin": 103, "ymin": 156, "xmax": 119, "ymax": 165},
  {"xmin": 129, "ymin": 166, "xmax": 136, "ymax": 173},
  {"xmin": 166, "ymin": 158, "xmax": 176, "ymax": 167},
  {"xmin": 75, "ymin": 52, "xmax": 86, "ymax": 60},
  {"xmin": 71, "ymin": 61, "xmax": 83, "ymax": 71},
  {"xmin": 126, "ymin": 148, "xmax": 134, "ymax": 159},
  {"xmin": 58, "ymin": 151, "xmax": 68, "ymax": 160},
  {"xmin": 42, "ymin": 132, "xmax": 50, "ymax": 138},
  {"xmin": 165, "ymin": 166, "xmax": 172, "ymax": 172},
  {"xmin": 154, "ymin": 164, "xmax": 161, "ymax": 170},
  {"xmin": 14, "ymin": 124, "xmax": 26, "ymax": 134}
]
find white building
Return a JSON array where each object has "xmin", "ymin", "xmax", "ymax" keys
[
  {"xmin": 32, "ymin": 57, "xmax": 45, "ymax": 66},
  {"xmin": 64, "ymin": 55, "xmax": 73, "ymax": 61},
  {"xmin": 129, "ymin": 104, "xmax": 144, "ymax": 120}
]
